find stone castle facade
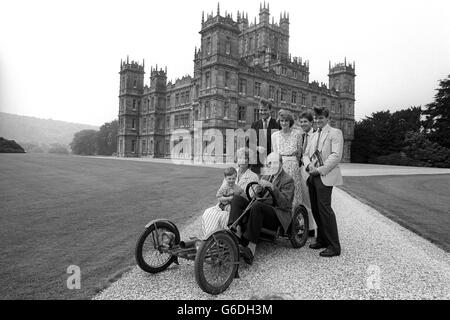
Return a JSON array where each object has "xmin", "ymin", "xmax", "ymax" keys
[{"xmin": 117, "ymin": 3, "xmax": 356, "ymax": 162}]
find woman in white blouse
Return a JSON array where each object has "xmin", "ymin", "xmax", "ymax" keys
[{"xmin": 271, "ymin": 109, "xmax": 303, "ymax": 207}]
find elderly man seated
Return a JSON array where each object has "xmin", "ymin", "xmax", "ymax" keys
[{"xmin": 227, "ymin": 152, "xmax": 295, "ymax": 264}]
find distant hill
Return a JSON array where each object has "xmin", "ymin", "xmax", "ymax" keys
[
  {"xmin": 0, "ymin": 112, "xmax": 98, "ymax": 147},
  {"xmin": 0, "ymin": 137, "xmax": 25, "ymax": 153}
]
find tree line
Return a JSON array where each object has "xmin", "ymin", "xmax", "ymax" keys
[
  {"xmin": 352, "ymin": 75, "xmax": 450, "ymax": 167},
  {"xmin": 70, "ymin": 120, "xmax": 118, "ymax": 156}
]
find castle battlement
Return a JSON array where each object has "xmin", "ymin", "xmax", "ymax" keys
[{"xmin": 329, "ymin": 59, "xmax": 356, "ymax": 75}]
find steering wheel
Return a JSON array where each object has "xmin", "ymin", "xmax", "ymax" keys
[{"xmin": 245, "ymin": 181, "xmax": 277, "ymax": 207}]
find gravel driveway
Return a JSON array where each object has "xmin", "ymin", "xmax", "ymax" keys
[{"xmin": 94, "ymin": 188, "xmax": 450, "ymax": 300}]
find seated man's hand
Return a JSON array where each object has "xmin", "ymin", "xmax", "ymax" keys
[
  {"xmin": 258, "ymin": 179, "xmax": 273, "ymax": 190},
  {"xmin": 253, "ymin": 184, "xmax": 264, "ymax": 195}
]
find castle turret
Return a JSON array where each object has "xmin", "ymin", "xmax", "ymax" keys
[
  {"xmin": 117, "ymin": 58, "xmax": 145, "ymax": 157},
  {"xmin": 259, "ymin": 2, "xmax": 270, "ymax": 24},
  {"xmin": 328, "ymin": 58, "xmax": 356, "ymax": 162}
]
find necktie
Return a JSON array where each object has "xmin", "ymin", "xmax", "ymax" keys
[
  {"xmin": 315, "ymin": 128, "xmax": 322, "ymax": 151},
  {"xmin": 263, "ymin": 119, "xmax": 267, "ymax": 130}
]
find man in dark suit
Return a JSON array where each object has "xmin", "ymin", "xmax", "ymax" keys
[
  {"xmin": 228, "ymin": 152, "xmax": 295, "ymax": 264},
  {"xmin": 250, "ymin": 99, "xmax": 281, "ymax": 174}
]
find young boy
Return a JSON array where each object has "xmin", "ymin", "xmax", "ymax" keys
[
  {"xmin": 216, "ymin": 167, "xmax": 246, "ymax": 211},
  {"xmin": 202, "ymin": 167, "xmax": 246, "ymax": 237}
]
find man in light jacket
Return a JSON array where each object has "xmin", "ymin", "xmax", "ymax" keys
[{"xmin": 302, "ymin": 106, "xmax": 343, "ymax": 257}]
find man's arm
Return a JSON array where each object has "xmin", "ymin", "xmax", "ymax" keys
[
  {"xmin": 271, "ymin": 178, "xmax": 295, "ymax": 210},
  {"xmin": 317, "ymin": 129, "xmax": 343, "ymax": 176}
]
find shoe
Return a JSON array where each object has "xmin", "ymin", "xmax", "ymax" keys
[
  {"xmin": 309, "ymin": 242, "xmax": 326, "ymax": 250},
  {"xmin": 240, "ymin": 246, "xmax": 254, "ymax": 265},
  {"xmin": 319, "ymin": 248, "xmax": 340, "ymax": 257},
  {"xmin": 308, "ymin": 230, "xmax": 315, "ymax": 238}
]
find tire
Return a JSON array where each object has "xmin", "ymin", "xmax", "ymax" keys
[
  {"xmin": 194, "ymin": 231, "xmax": 239, "ymax": 295},
  {"xmin": 135, "ymin": 220, "xmax": 180, "ymax": 273},
  {"xmin": 289, "ymin": 205, "xmax": 309, "ymax": 248}
]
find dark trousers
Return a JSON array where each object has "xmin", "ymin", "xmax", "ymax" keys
[
  {"xmin": 228, "ymin": 195, "xmax": 280, "ymax": 244},
  {"xmin": 307, "ymin": 175, "xmax": 341, "ymax": 253}
]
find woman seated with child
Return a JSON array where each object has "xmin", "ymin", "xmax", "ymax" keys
[{"xmin": 201, "ymin": 148, "xmax": 258, "ymax": 237}]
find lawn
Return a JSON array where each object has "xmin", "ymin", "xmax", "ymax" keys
[
  {"xmin": 0, "ymin": 154, "xmax": 223, "ymax": 299},
  {"xmin": 339, "ymin": 174, "xmax": 450, "ymax": 252}
]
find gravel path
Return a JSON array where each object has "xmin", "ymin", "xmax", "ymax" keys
[{"xmin": 94, "ymin": 188, "xmax": 450, "ymax": 300}]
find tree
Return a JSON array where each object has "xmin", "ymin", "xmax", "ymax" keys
[
  {"xmin": 351, "ymin": 107, "xmax": 421, "ymax": 162},
  {"xmin": 403, "ymin": 132, "xmax": 450, "ymax": 168},
  {"xmin": 70, "ymin": 130, "xmax": 97, "ymax": 155},
  {"xmin": 48, "ymin": 143, "xmax": 69, "ymax": 154},
  {"xmin": 96, "ymin": 120, "xmax": 118, "ymax": 155},
  {"xmin": 423, "ymin": 75, "xmax": 450, "ymax": 148}
]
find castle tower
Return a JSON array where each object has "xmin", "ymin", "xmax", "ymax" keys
[
  {"xmin": 198, "ymin": 7, "xmax": 240, "ymax": 132},
  {"xmin": 148, "ymin": 66, "xmax": 167, "ymax": 157},
  {"xmin": 259, "ymin": 2, "xmax": 270, "ymax": 24},
  {"xmin": 328, "ymin": 59, "xmax": 356, "ymax": 161},
  {"xmin": 117, "ymin": 58, "xmax": 145, "ymax": 157}
]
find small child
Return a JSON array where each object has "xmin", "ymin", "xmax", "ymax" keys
[
  {"xmin": 216, "ymin": 167, "xmax": 245, "ymax": 211},
  {"xmin": 202, "ymin": 167, "xmax": 245, "ymax": 238}
]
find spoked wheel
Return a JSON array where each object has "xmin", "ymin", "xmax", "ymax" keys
[
  {"xmin": 289, "ymin": 205, "xmax": 309, "ymax": 248},
  {"xmin": 194, "ymin": 231, "xmax": 239, "ymax": 295},
  {"xmin": 135, "ymin": 220, "xmax": 180, "ymax": 273}
]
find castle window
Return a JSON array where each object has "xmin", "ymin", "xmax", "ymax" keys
[
  {"xmin": 322, "ymin": 98, "xmax": 326, "ymax": 106},
  {"xmin": 175, "ymin": 93, "xmax": 179, "ymax": 106},
  {"xmin": 301, "ymin": 93, "xmax": 306, "ymax": 106},
  {"xmin": 331, "ymin": 100, "xmax": 335, "ymax": 112},
  {"xmin": 253, "ymin": 108, "xmax": 259, "ymax": 122},
  {"xmin": 137, "ymin": 100, "xmax": 141, "ymax": 111},
  {"xmin": 132, "ymin": 119, "xmax": 136, "ymax": 129},
  {"xmin": 133, "ymin": 79, "xmax": 137, "ymax": 88},
  {"xmin": 269, "ymin": 85, "xmax": 275, "ymax": 100},
  {"xmin": 223, "ymin": 101, "xmax": 229, "ymax": 118},
  {"xmin": 166, "ymin": 116, "xmax": 170, "ymax": 129},
  {"xmin": 194, "ymin": 109, "xmax": 199, "ymax": 120},
  {"xmin": 238, "ymin": 106, "xmax": 246, "ymax": 121},
  {"xmin": 166, "ymin": 95, "xmax": 170, "ymax": 107},
  {"xmin": 142, "ymin": 140, "xmax": 147, "ymax": 154},
  {"xmin": 186, "ymin": 91, "xmax": 190, "ymax": 103},
  {"xmin": 143, "ymin": 118, "xmax": 147, "ymax": 132},
  {"xmin": 150, "ymin": 140, "xmax": 153, "ymax": 154},
  {"xmin": 131, "ymin": 140, "xmax": 136, "ymax": 153},
  {"xmin": 238, "ymin": 79, "xmax": 247, "ymax": 95},
  {"xmin": 132, "ymin": 99, "xmax": 136, "ymax": 110},
  {"xmin": 195, "ymin": 84, "xmax": 199, "ymax": 98},
  {"xmin": 281, "ymin": 67, "xmax": 287, "ymax": 75},
  {"xmin": 205, "ymin": 72, "xmax": 211, "ymax": 88},
  {"xmin": 225, "ymin": 71, "xmax": 230, "ymax": 88},
  {"xmin": 312, "ymin": 96, "xmax": 317, "ymax": 106},
  {"xmin": 249, "ymin": 37, "xmax": 253, "ymax": 50},
  {"xmin": 225, "ymin": 38, "xmax": 231, "ymax": 55},
  {"xmin": 205, "ymin": 101, "xmax": 211, "ymax": 119},
  {"xmin": 281, "ymin": 89, "xmax": 286, "ymax": 102},
  {"xmin": 207, "ymin": 37, "xmax": 211, "ymax": 55},
  {"xmin": 292, "ymin": 91, "xmax": 297, "ymax": 104},
  {"xmin": 254, "ymin": 82, "xmax": 261, "ymax": 97},
  {"xmin": 293, "ymin": 71, "xmax": 297, "ymax": 79}
]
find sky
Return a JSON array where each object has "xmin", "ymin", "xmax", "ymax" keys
[{"xmin": 0, "ymin": 0, "xmax": 449, "ymax": 126}]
